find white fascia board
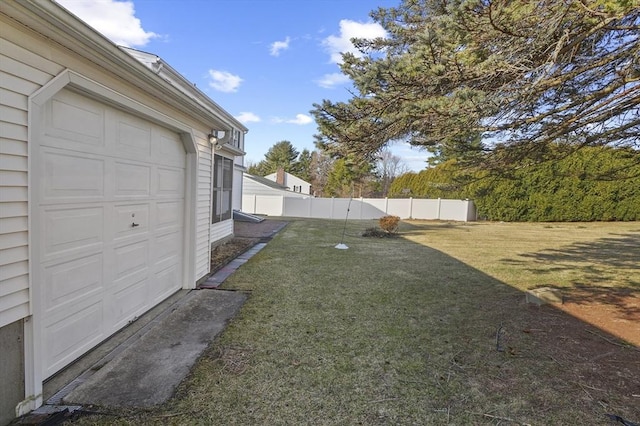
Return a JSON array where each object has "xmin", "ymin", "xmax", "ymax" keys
[
  {"xmin": 119, "ymin": 46, "xmax": 248, "ymax": 133},
  {"xmin": 155, "ymin": 60, "xmax": 248, "ymax": 132}
]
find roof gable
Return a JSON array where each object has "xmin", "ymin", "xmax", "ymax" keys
[{"xmin": 244, "ymin": 173, "xmax": 288, "ymax": 190}]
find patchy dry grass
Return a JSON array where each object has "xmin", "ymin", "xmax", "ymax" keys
[{"xmin": 73, "ymin": 219, "xmax": 640, "ymax": 426}]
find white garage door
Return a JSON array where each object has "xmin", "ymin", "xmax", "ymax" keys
[{"xmin": 35, "ymin": 89, "xmax": 186, "ymax": 378}]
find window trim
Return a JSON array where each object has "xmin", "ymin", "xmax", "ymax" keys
[{"xmin": 212, "ymin": 154, "xmax": 233, "ymax": 223}]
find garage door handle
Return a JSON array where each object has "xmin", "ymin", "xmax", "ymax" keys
[{"xmin": 131, "ymin": 222, "xmax": 140, "ymax": 227}]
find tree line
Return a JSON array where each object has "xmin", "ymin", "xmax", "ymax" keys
[{"xmin": 246, "ymin": 140, "xmax": 408, "ymax": 198}]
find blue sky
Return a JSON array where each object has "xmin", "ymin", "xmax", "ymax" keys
[{"xmin": 57, "ymin": 0, "xmax": 430, "ymax": 171}]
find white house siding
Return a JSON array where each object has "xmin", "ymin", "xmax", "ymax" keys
[
  {"xmin": 0, "ymin": 37, "xmax": 63, "ymax": 328},
  {"xmin": 211, "ymin": 220, "xmax": 233, "ymax": 244},
  {"xmin": 243, "ymin": 176, "xmax": 308, "ymax": 198},
  {"xmin": 195, "ymin": 134, "xmax": 212, "ymax": 279},
  {"xmin": 232, "ymin": 164, "xmax": 243, "ymax": 212},
  {"xmin": 243, "ymin": 177, "xmax": 277, "ymax": 196},
  {"xmin": 264, "ymin": 171, "xmax": 312, "ymax": 194}
]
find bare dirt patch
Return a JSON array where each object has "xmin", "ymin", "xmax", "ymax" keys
[
  {"xmin": 554, "ymin": 287, "xmax": 640, "ymax": 346},
  {"xmin": 496, "ymin": 301, "xmax": 640, "ymax": 424}
]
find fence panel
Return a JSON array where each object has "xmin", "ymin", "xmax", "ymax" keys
[
  {"xmin": 386, "ymin": 199, "xmax": 411, "ymax": 218},
  {"xmin": 308, "ymin": 198, "xmax": 332, "ymax": 218},
  {"xmin": 284, "ymin": 197, "xmax": 310, "ymax": 217},
  {"xmin": 361, "ymin": 198, "xmax": 387, "ymax": 219},
  {"xmin": 241, "ymin": 196, "xmax": 475, "ymax": 221},
  {"xmin": 440, "ymin": 199, "xmax": 469, "ymax": 221},
  {"xmin": 410, "ymin": 199, "xmax": 440, "ymax": 220}
]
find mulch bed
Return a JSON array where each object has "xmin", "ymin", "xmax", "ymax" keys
[{"xmin": 210, "ymin": 237, "xmax": 259, "ymax": 273}]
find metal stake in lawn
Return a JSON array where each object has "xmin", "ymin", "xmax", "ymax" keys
[{"xmin": 335, "ymin": 197, "xmax": 352, "ymax": 250}]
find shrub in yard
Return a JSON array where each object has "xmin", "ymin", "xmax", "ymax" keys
[{"xmin": 379, "ymin": 215, "xmax": 400, "ymax": 234}]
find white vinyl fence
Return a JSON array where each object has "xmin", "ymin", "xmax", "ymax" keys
[{"xmin": 242, "ymin": 195, "xmax": 476, "ymax": 222}]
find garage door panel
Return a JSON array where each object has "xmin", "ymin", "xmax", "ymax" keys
[
  {"xmin": 113, "ymin": 204, "xmax": 149, "ymax": 239},
  {"xmin": 43, "ymin": 150, "xmax": 105, "ymax": 201},
  {"xmin": 44, "ymin": 300, "xmax": 105, "ymax": 377},
  {"xmin": 151, "ymin": 262, "xmax": 181, "ymax": 304},
  {"xmin": 154, "ymin": 129, "xmax": 185, "ymax": 167},
  {"xmin": 113, "ymin": 240, "xmax": 148, "ymax": 280},
  {"xmin": 156, "ymin": 201, "xmax": 182, "ymax": 231},
  {"xmin": 114, "ymin": 162, "xmax": 151, "ymax": 198},
  {"xmin": 154, "ymin": 230, "xmax": 181, "ymax": 264},
  {"xmin": 45, "ymin": 92, "xmax": 104, "ymax": 150},
  {"xmin": 43, "ymin": 253, "xmax": 103, "ymax": 311},
  {"xmin": 157, "ymin": 167, "xmax": 184, "ymax": 197},
  {"xmin": 112, "ymin": 111, "xmax": 152, "ymax": 159},
  {"xmin": 111, "ymin": 276, "xmax": 148, "ymax": 329},
  {"xmin": 42, "ymin": 206, "xmax": 104, "ymax": 257}
]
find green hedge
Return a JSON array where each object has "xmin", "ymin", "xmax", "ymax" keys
[{"xmin": 389, "ymin": 147, "xmax": 640, "ymax": 222}]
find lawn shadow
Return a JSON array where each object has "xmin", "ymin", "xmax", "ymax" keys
[
  {"xmin": 499, "ymin": 231, "xmax": 640, "ymax": 321},
  {"xmin": 515, "ymin": 232, "xmax": 639, "ymax": 274}
]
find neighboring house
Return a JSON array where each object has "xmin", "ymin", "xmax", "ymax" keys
[
  {"xmin": 242, "ymin": 172, "xmax": 309, "ymax": 217},
  {"xmin": 264, "ymin": 168, "xmax": 312, "ymax": 195},
  {"xmin": 243, "ymin": 173, "xmax": 310, "ymax": 198},
  {"xmin": 0, "ymin": 1, "xmax": 247, "ymax": 423}
]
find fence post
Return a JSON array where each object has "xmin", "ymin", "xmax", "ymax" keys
[
  {"xmin": 409, "ymin": 197, "xmax": 413, "ymax": 219},
  {"xmin": 437, "ymin": 198, "xmax": 442, "ymax": 220}
]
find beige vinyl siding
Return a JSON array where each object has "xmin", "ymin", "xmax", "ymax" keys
[
  {"xmin": 195, "ymin": 136, "xmax": 212, "ymax": 279},
  {"xmin": 0, "ymin": 39, "xmax": 61, "ymax": 327},
  {"xmin": 210, "ymin": 220, "xmax": 233, "ymax": 245}
]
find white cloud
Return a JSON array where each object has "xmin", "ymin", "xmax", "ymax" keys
[
  {"xmin": 207, "ymin": 70, "xmax": 243, "ymax": 93},
  {"xmin": 272, "ymin": 114, "xmax": 313, "ymax": 125},
  {"xmin": 270, "ymin": 36, "xmax": 291, "ymax": 57},
  {"xmin": 57, "ymin": 0, "xmax": 157, "ymax": 47},
  {"xmin": 287, "ymin": 114, "xmax": 313, "ymax": 125},
  {"xmin": 236, "ymin": 112, "xmax": 261, "ymax": 124},
  {"xmin": 322, "ymin": 19, "xmax": 387, "ymax": 64},
  {"xmin": 316, "ymin": 72, "xmax": 350, "ymax": 89}
]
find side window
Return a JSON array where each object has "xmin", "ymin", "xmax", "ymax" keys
[
  {"xmin": 212, "ymin": 154, "xmax": 233, "ymax": 223},
  {"xmin": 231, "ymin": 129, "xmax": 243, "ymax": 150}
]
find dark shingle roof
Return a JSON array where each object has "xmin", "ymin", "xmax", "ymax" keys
[{"xmin": 244, "ymin": 173, "xmax": 289, "ymax": 190}]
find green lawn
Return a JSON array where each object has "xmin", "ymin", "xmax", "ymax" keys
[{"xmin": 77, "ymin": 219, "xmax": 640, "ymax": 425}]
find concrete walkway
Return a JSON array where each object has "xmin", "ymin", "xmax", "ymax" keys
[
  {"xmin": 63, "ymin": 289, "xmax": 247, "ymax": 407},
  {"xmin": 21, "ymin": 219, "xmax": 288, "ymax": 422}
]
